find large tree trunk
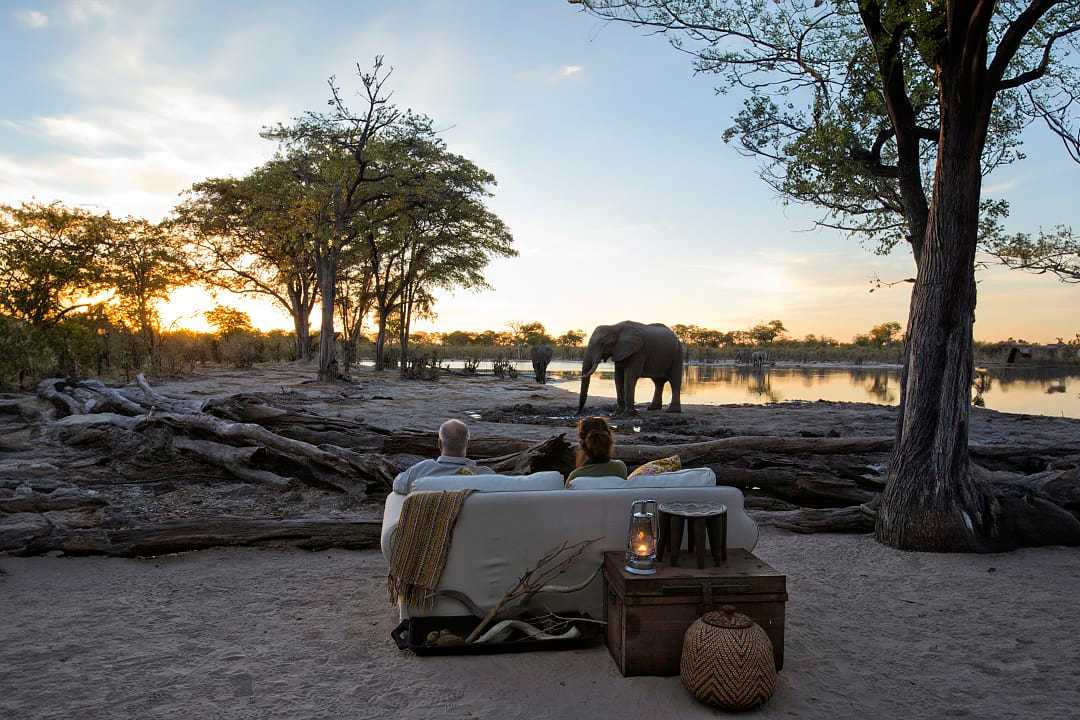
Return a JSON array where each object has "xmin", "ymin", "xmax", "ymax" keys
[
  {"xmin": 374, "ymin": 305, "xmax": 389, "ymax": 371},
  {"xmin": 316, "ymin": 256, "xmax": 340, "ymax": 382},
  {"xmin": 287, "ymin": 284, "xmax": 313, "ymax": 362},
  {"xmin": 876, "ymin": 46, "xmax": 998, "ymax": 552}
]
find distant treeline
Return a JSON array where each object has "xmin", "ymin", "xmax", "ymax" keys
[{"xmin": 3, "ymin": 310, "xmax": 1077, "ymax": 391}]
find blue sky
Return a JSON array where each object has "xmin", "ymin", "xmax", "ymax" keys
[{"xmin": 2, "ymin": 0, "xmax": 1078, "ymax": 341}]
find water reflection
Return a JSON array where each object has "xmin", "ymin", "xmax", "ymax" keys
[{"xmin": 543, "ymin": 362, "xmax": 1080, "ymax": 419}]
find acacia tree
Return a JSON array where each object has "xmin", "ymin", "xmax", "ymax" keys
[
  {"xmin": 0, "ymin": 202, "xmax": 107, "ymax": 326},
  {"xmin": 359, "ymin": 130, "xmax": 516, "ymax": 371},
  {"xmin": 102, "ymin": 216, "xmax": 190, "ymax": 367},
  {"xmin": 263, "ymin": 58, "xmax": 403, "ymax": 382},
  {"xmin": 391, "ymin": 148, "xmax": 516, "ymax": 372},
  {"xmin": 177, "ymin": 160, "xmax": 321, "ymax": 361},
  {"xmin": 576, "ymin": 0, "xmax": 1080, "ymax": 551}
]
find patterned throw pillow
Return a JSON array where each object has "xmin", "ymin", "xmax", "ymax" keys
[{"xmin": 627, "ymin": 455, "xmax": 682, "ymax": 479}]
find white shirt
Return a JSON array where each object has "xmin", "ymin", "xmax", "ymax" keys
[{"xmin": 391, "ymin": 455, "xmax": 495, "ymax": 495}]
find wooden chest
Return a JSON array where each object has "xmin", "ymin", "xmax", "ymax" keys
[{"xmin": 603, "ymin": 550, "xmax": 787, "ymax": 677}]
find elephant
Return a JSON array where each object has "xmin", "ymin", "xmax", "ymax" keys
[
  {"xmin": 578, "ymin": 321, "xmax": 683, "ymax": 415},
  {"xmin": 751, "ymin": 350, "xmax": 769, "ymax": 366},
  {"xmin": 530, "ymin": 343, "xmax": 554, "ymax": 384}
]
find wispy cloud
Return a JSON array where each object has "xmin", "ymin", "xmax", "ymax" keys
[
  {"xmin": 66, "ymin": 0, "xmax": 115, "ymax": 23},
  {"xmin": 1, "ymin": 22, "xmax": 287, "ymax": 219},
  {"xmin": 558, "ymin": 65, "xmax": 582, "ymax": 78},
  {"xmin": 13, "ymin": 9, "xmax": 49, "ymax": 28},
  {"xmin": 983, "ymin": 176, "xmax": 1024, "ymax": 195}
]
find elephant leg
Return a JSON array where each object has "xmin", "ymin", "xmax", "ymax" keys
[
  {"xmin": 648, "ymin": 379, "xmax": 664, "ymax": 411},
  {"xmin": 666, "ymin": 364, "xmax": 683, "ymax": 413},
  {"xmin": 623, "ymin": 371, "xmax": 639, "ymax": 415},
  {"xmin": 613, "ymin": 365, "xmax": 626, "ymax": 412}
]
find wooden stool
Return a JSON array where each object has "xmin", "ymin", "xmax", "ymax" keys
[{"xmin": 656, "ymin": 502, "xmax": 727, "ymax": 569}]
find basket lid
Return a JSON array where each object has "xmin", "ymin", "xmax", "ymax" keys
[{"xmin": 701, "ymin": 605, "xmax": 754, "ymax": 630}]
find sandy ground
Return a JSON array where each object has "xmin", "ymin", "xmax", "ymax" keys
[{"xmin": 3, "ymin": 527, "xmax": 1077, "ymax": 720}]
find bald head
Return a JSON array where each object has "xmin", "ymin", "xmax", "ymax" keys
[{"xmin": 438, "ymin": 419, "xmax": 470, "ymax": 457}]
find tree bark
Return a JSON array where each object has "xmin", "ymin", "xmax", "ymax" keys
[
  {"xmin": 316, "ymin": 254, "xmax": 340, "ymax": 382},
  {"xmin": 373, "ymin": 305, "xmax": 391, "ymax": 371},
  {"xmin": 289, "ymin": 286, "xmax": 312, "ymax": 362},
  {"xmin": 876, "ymin": 29, "xmax": 998, "ymax": 551}
]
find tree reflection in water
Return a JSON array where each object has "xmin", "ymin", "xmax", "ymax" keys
[{"xmin": 551, "ymin": 362, "xmax": 1080, "ymax": 418}]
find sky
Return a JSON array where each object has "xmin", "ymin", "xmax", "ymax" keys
[{"xmin": 2, "ymin": 0, "xmax": 1078, "ymax": 342}]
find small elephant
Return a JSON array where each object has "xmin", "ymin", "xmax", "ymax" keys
[
  {"xmin": 751, "ymin": 350, "xmax": 769, "ymax": 366},
  {"xmin": 578, "ymin": 321, "xmax": 683, "ymax": 414},
  {"xmin": 530, "ymin": 344, "xmax": 554, "ymax": 384}
]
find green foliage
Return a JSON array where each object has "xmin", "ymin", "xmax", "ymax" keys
[
  {"xmin": 982, "ymin": 224, "xmax": 1080, "ymax": 283},
  {"xmin": 0, "ymin": 202, "xmax": 108, "ymax": 325},
  {"xmin": 204, "ymin": 306, "xmax": 254, "ymax": 335},
  {"xmin": 510, "ymin": 321, "xmax": 553, "ymax": 346},
  {"xmin": 854, "ymin": 321, "xmax": 904, "ymax": 347},
  {"xmin": 579, "ymin": 1, "xmax": 1080, "ymax": 256},
  {"xmin": 175, "ymin": 159, "xmax": 321, "ymax": 339},
  {"xmin": 556, "ymin": 329, "xmax": 586, "ymax": 348}
]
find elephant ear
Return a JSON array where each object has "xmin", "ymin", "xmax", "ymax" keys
[{"xmin": 612, "ymin": 326, "xmax": 644, "ymax": 362}]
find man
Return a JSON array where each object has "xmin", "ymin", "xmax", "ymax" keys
[{"xmin": 392, "ymin": 419, "xmax": 494, "ymax": 494}]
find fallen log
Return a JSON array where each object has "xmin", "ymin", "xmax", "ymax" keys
[
  {"xmin": 751, "ymin": 505, "xmax": 877, "ymax": 534},
  {"xmin": 54, "ymin": 412, "xmax": 370, "ymax": 495},
  {"xmin": 12, "ymin": 513, "xmax": 382, "ymax": 557},
  {"xmin": 78, "ymin": 379, "xmax": 146, "ymax": 416},
  {"xmin": 200, "ymin": 393, "xmax": 385, "ymax": 450},
  {"xmin": 486, "ymin": 434, "xmax": 577, "ymax": 475},
  {"xmin": 0, "ymin": 486, "xmax": 108, "ymax": 514},
  {"xmin": 37, "ymin": 378, "xmax": 85, "ymax": 416},
  {"xmin": 718, "ymin": 464, "xmax": 880, "ymax": 507},
  {"xmin": 170, "ymin": 437, "xmax": 292, "ymax": 487},
  {"xmin": 133, "ymin": 372, "xmax": 195, "ymax": 413}
]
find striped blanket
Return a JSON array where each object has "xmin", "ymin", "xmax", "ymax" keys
[{"xmin": 387, "ymin": 489, "xmax": 473, "ymax": 610}]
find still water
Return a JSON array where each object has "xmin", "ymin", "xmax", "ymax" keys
[{"xmin": 526, "ymin": 361, "xmax": 1080, "ymax": 419}]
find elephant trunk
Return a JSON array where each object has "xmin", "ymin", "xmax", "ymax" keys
[
  {"xmin": 578, "ymin": 352, "xmax": 599, "ymax": 413},
  {"xmin": 578, "ymin": 373, "xmax": 591, "ymax": 414}
]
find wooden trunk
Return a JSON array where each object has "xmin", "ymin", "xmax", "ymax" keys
[{"xmin": 603, "ymin": 550, "xmax": 787, "ymax": 677}]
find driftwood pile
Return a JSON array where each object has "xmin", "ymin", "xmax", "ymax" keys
[
  {"xmin": 0, "ymin": 376, "xmax": 399, "ymax": 556},
  {"xmin": 2, "ymin": 373, "xmax": 1079, "ymax": 556}
]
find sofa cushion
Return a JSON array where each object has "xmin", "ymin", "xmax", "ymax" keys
[
  {"xmin": 410, "ymin": 470, "xmax": 565, "ymax": 493},
  {"xmin": 568, "ymin": 467, "xmax": 715, "ymax": 490},
  {"xmin": 627, "ymin": 454, "xmax": 682, "ymax": 478}
]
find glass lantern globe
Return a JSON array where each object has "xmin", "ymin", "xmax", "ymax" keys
[{"xmin": 625, "ymin": 499, "xmax": 658, "ymax": 575}]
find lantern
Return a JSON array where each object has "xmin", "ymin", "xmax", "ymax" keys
[{"xmin": 625, "ymin": 499, "xmax": 658, "ymax": 575}]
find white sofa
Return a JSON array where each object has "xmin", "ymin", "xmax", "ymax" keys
[{"xmin": 381, "ymin": 469, "xmax": 758, "ymax": 619}]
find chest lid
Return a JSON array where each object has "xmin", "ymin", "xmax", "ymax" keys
[{"xmin": 604, "ymin": 549, "xmax": 787, "ymax": 599}]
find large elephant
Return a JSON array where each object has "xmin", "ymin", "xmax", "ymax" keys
[
  {"xmin": 530, "ymin": 343, "xmax": 554, "ymax": 384},
  {"xmin": 578, "ymin": 321, "xmax": 683, "ymax": 414}
]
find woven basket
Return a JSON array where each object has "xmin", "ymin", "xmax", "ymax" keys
[{"xmin": 680, "ymin": 605, "xmax": 777, "ymax": 711}]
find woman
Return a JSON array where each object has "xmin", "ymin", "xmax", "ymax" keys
[{"xmin": 566, "ymin": 416, "xmax": 628, "ymax": 483}]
